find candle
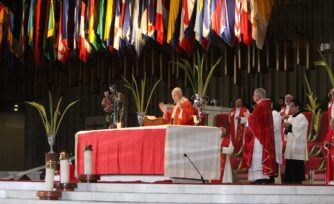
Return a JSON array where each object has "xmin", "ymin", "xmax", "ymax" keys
[
  {"xmin": 117, "ymin": 122, "xmax": 122, "ymax": 129},
  {"xmin": 84, "ymin": 145, "xmax": 92, "ymax": 175},
  {"xmin": 45, "ymin": 160, "xmax": 55, "ymax": 191},
  {"xmin": 59, "ymin": 152, "xmax": 69, "ymax": 183}
]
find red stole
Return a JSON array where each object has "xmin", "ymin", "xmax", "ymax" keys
[
  {"xmin": 165, "ymin": 99, "xmax": 197, "ymax": 125},
  {"xmin": 242, "ymin": 99, "xmax": 277, "ymax": 176},
  {"xmin": 280, "ymin": 105, "xmax": 292, "ymax": 144},
  {"xmin": 211, "ymin": 136, "xmax": 230, "ymax": 183},
  {"xmin": 326, "ymin": 100, "xmax": 334, "ymax": 183},
  {"xmin": 279, "ymin": 105, "xmax": 292, "ymax": 117},
  {"xmin": 229, "ymin": 106, "xmax": 248, "ymax": 153}
]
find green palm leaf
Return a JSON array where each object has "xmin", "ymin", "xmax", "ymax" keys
[
  {"xmin": 174, "ymin": 50, "xmax": 222, "ymax": 96},
  {"xmin": 315, "ymin": 49, "xmax": 334, "ymax": 88},
  {"xmin": 122, "ymin": 72, "xmax": 161, "ymax": 113},
  {"xmin": 304, "ymin": 75, "xmax": 321, "ymax": 140},
  {"xmin": 26, "ymin": 92, "xmax": 79, "ymax": 137}
]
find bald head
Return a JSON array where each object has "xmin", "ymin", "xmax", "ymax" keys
[
  {"xmin": 285, "ymin": 94, "xmax": 294, "ymax": 105},
  {"xmin": 172, "ymin": 87, "xmax": 183, "ymax": 102}
]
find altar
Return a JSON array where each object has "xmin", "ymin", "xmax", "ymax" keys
[{"xmin": 75, "ymin": 125, "xmax": 221, "ymax": 181}]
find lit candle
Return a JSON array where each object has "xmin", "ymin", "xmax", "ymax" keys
[
  {"xmin": 84, "ymin": 145, "xmax": 92, "ymax": 175},
  {"xmin": 45, "ymin": 160, "xmax": 55, "ymax": 191},
  {"xmin": 59, "ymin": 152, "xmax": 69, "ymax": 183}
]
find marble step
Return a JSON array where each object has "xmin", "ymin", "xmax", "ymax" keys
[
  {"xmin": 0, "ymin": 181, "xmax": 334, "ymax": 203},
  {"xmin": 1, "ymin": 189, "xmax": 334, "ymax": 204}
]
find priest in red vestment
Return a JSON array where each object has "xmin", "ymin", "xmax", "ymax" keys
[
  {"xmin": 325, "ymin": 88, "xmax": 334, "ymax": 184},
  {"xmin": 229, "ymin": 98, "xmax": 249, "ymax": 154},
  {"xmin": 159, "ymin": 87, "xmax": 197, "ymax": 125},
  {"xmin": 242, "ymin": 88, "xmax": 277, "ymax": 184}
]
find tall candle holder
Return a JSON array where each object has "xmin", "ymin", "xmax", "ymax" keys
[
  {"xmin": 54, "ymin": 152, "xmax": 77, "ymax": 191},
  {"xmin": 78, "ymin": 144, "xmax": 99, "ymax": 183},
  {"xmin": 36, "ymin": 160, "xmax": 61, "ymax": 200}
]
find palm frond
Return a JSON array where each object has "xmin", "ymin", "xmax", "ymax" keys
[
  {"xmin": 53, "ymin": 97, "xmax": 63, "ymax": 134},
  {"xmin": 123, "ymin": 76, "xmax": 141, "ymax": 111},
  {"xmin": 174, "ymin": 60, "xmax": 196, "ymax": 93},
  {"xmin": 315, "ymin": 49, "xmax": 334, "ymax": 88},
  {"xmin": 145, "ymin": 79, "xmax": 161, "ymax": 113},
  {"xmin": 48, "ymin": 92, "xmax": 54, "ymax": 135},
  {"xmin": 26, "ymin": 93, "xmax": 78, "ymax": 137},
  {"xmin": 55, "ymin": 100, "xmax": 79, "ymax": 134},
  {"xmin": 196, "ymin": 51, "xmax": 203, "ymax": 96},
  {"xmin": 174, "ymin": 49, "xmax": 223, "ymax": 96},
  {"xmin": 140, "ymin": 74, "xmax": 146, "ymax": 111},
  {"xmin": 122, "ymin": 72, "xmax": 161, "ymax": 113},
  {"xmin": 202, "ymin": 57, "xmax": 222, "ymax": 96},
  {"xmin": 304, "ymin": 74, "xmax": 321, "ymax": 140}
]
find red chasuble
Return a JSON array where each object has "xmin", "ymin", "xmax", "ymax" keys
[
  {"xmin": 242, "ymin": 99, "xmax": 277, "ymax": 176},
  {"xmin": 325, "ymin": 100, "xmax": 334, "ymax": 183},
  {"xmin": 164, "ymin": 98, "xmax": 197, "ymax": 125},
  {"xmin": 229, "ymin": 106, "xmax": 248, "ymax": 153}
]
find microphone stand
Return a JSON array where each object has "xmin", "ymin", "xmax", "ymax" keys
[{"xmin": 183, "ymin": 153, "xmax": 205, "ymax": 184}]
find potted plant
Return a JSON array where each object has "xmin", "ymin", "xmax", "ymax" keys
[
  {"xmin": 26, "ymin": 92, "xmax": 79, "ymax": 153},
  {"xmin": 175, "ymin": 50, "xmax": 222, "ymax": 108},
  {"xmin": 122, "ymin": 72, "xmax": 161, "ymax": 126}
]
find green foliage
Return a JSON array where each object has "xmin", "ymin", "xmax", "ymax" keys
[
  {"xmin": 304, "ymin": 75, "xmax": 321, "ymax": 141},
  {"xmin": 122, "ymin": 72, "xmax": 161, "ymax": 113},
  {"xmin": 314, "ymin": 49, "xmax": 334, "ymax": 88},
  {"xmin": 26, "ymin": 92, "xmax": 79, "ymax": 136},
  {"xmin": 174, "ymin": 50, "xmax": 222, "ymax": 96}
]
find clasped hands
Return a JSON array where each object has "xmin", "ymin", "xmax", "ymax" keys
[{"xmin": 283, "ymin": 121, "xmax": 291, "ymax": 128}]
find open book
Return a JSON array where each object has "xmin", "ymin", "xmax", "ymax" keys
[{"xmin": 143, "ymin": 115, "xmax": 166, "ymax": 126}]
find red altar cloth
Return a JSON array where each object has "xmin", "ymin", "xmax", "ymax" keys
[{"xmin": 76, "ymin": 128, "xmax": 166, "ymax": 175}]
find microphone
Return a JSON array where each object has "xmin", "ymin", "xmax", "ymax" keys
[{"xmin": 183, "ymin": 153, "xmax": 205, "ymax": 184}]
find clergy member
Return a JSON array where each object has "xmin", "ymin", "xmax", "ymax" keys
[
  {"xmin": 242, "ymin": 88, "xmax": 277, "ymax": 184},
  {"xmin": 221, "ymin": 127, "xmax": 234, "ymax": 183},
  {"xmin": 211, "ymin": 127, "xmax": 234, "ymax": 183},
  {"xmin": 229, "ymin": 98, "xmax": 249, "ymax": 154},
  {"xmin": 280, "ymin": 94, "xmax": 294, "ymax": 117},
  {"xmin": 325, "ymin": 88, "xmax": 334, "ymax": 184},
  {"xmin": 159, "ymin": 87, "xmax": 197, "ymax": 125},
  {"xmin": 283, "ymin": 100, "xmax": 308, "ymax": 184},
  {"xmin": 280, "ymin": 94, "xmax": 294, "ymax": 144},
  {"xmin": 271, "ymin": 99, "xmax": 283, "ymax": 182}
]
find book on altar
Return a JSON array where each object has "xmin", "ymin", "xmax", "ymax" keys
[{"xmin": 144, "ymin": 115, "xmax": 166, "ymax": 126}]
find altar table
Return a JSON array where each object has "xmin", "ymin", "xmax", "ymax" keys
[{"xmin": 75, "ymin": 125, "xmax": 221, "ymax": 180}]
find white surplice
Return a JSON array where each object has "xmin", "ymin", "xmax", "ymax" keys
[
  {"xmin": 222, "ymin": 141, "xmax": 234, "ymax": 183},
  {"xmin": 272, "ymin": 110, "xmax": 282, "ymax": 164}
]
